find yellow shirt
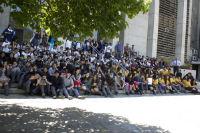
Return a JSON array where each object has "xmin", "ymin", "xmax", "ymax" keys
[
  {"xmin": 165, "ymin": 80, "xmax": 170, "ymax": 85},
  {"xmin": 124, "ymin": 70, "xmax": 129, "ymax": 77},
  {"xmin": 182, "ymin": 80, "xmax": 191, "ymax": 87},
  {"xmin": 158, "ymin": 78, "xmax": 165, "ymax": 84},
  {"xmin": 170, "ymin": 78, "xmax": 176, "ymax": 84},
  {"xmin": 168, "ymin": 70, "xmax": 173, "ymax": 75},
  {"xmin": 153, "ymin": 79, "xmax": 158, "ymax": 85},
  {"xmin": 175, "ymin": 78, "xmax": 181, "ymax": 84},
  {"xmin": 163, "ymin": 70, "xmax": 169, "ymax": 76}
]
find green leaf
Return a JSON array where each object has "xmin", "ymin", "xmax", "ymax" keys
[{"xmin": 1, "ymin": 0, "xmax": 152, "ymax": 40}]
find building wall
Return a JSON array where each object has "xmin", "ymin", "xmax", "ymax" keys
[
  {"xmin": 0, "ymin": 6, "xmax": 10, "ymax": 34},
  {"xmin": 157, "ymin": 0, "xmax": 178, "ymax": 58},
  {"xmin": 190, "ymin": 0, "xmax": 200, "ymax": 50},
  {"xmin": 123, "ymin": 13, "xmax": 149, "ymax": 56}
]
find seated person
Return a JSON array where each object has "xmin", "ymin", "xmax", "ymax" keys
[
  {"xmin": 0, "ymin": 67, "xmax": 10, "ymax": 96},
  {"xmin": 152, "ymin": 76, "xmax": 159, "ymax": 93},
  {"xmin": 114, "ymin": 73, "xmax": 124, "ymax": 95},
  {"xmin": 133, "ymin": 73, "xmax": 143, "ymax": 95},
  {"xmin": 101, "ymin": 79, "xmax": 113, "ymax": 97},
  {"xmin": 63, "ymin": 72, "xmax": 74, "ymax": 100},
  {"xmin": 182, "ymin": 77, "xmax": 199, "ymax": 94},
  {"xmin": 90, "ymin": 75, "xmax": 102, "ymax": 95},
  {"xmin": 70, "ymin": 70, "xmax": 85, "ymax": 99},
  {"xmin": 124, "ymin": 74, "xmax": 134, "ymax": 95},
  {"xmin": 35, "ymin": 74, "xmax": 52, "ymax": 98},
  {"xmin": 81, "ymin": 73, "xmax": 92, "ymax": 95},
  {"xmin": 164, "ymin": 75, "xmax": 176, "ymax": 94},
  {"xmin": 158, "ymin": 75, "xmax": 167, "ymax": 94},
  {"xmin": 25, "ymin": 69, "xmax": 40, "ymax": 95},
  {"xmin": 147, "ymin": 75, "xmax": 156, "ymax": 94},
  {"xmin": 170, "ymin": 75, "xmax": 184, "ymax": 93},
  {"xmin": 51, "ymin": 71, "xmax": 66, "ymax": 99}
]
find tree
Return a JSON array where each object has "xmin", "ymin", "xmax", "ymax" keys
[{"xmin": 0, "ymin": 0, "xmax": 151, "ymax": 40}]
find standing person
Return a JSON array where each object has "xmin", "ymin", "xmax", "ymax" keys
[
  {"xmin": 41, "ymin": 33, "xmax": 48, "ymax": 50},
  {"xmin": 104, "ymin": 43, "xmax": 112, "ymax": 59},
  {"xmin": 82, "ymin": 40, "xmax": 88, "ymax": 52},
  {"xmin": 115, "ymin": 42, "xmax": 124, "ymax": 60},
  {"xmin": 171, "ymin": 58, "xmax": 181, "ymax": 75},
  {"xmin": 1, "ymin": 25, "xmax": 16, "ymax": 48},
  {"xmin": 66, "ymin": 39, "xmax": 72, "ymax": 50},
  {"xmin": 30, "ymin": 31, "xmax": 41, "ymax": 49},
  {"xmin": 48, "ymin": 35, "xmax": 55, "ymax": 51},
  {"xmin": 124, "ymin": 43, "xmax": 130, "ymax": 58}
]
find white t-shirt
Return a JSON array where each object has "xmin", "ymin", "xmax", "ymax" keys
[
  {"xmin": 2, "ymin": 47, "xmax": 10, "ymax": 53},
  {"xmin": 2, "ymin": 41, "xmax": 11, "ymax": 47},
  {"xmin": 21, "ymin": 52, "xmax": 28, "ymax": 58},
  {"xmin": 171, "ymin": 60, "xmax": 181, "ymax": 67},
  {"xmin": 76, "ymin": 42, "xmax": 81, "ymax": 49},
  {"xmin": 14, "ymin": 52, "xmax": 20, "ymax": 58},
  {"xmin": 105, "ymin": 45, "xmax": 112, "ymax": 53},
  {"xmin": 66, "ymin": 40, "xmax": 72, "ymax": 49},
  {"xmin": 57, "ymin": 37, "xmax": 67, "ymax": 48},
  {"xmin": 86, "ymin": 42, "xmax": 90, "ymax": 47},
  {"xmin": 147, "ymin": 78, "xmax": 153, "ymax": 85},
  {"xmin": 90, "ymin": 56, "xmax": 96, "ymax": 62}
]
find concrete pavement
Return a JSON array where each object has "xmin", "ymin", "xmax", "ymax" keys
[{"xmin": 0, "ymin": 95, "xmax": 200, "ymax": 133}]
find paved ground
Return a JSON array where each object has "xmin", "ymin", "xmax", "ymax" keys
[{"xmin": 0, "ymin": 94, "xmax": 200, "ymax": 133}]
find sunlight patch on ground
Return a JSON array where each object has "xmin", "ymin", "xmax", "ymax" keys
[{"xmin": 1, "ymin": 95, "xmax": 200, "ymax": 133}]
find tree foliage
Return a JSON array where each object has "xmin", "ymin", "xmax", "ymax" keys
[{"xmin": 0, "ymin": 0, "xmax": 151, "ymax": 39}]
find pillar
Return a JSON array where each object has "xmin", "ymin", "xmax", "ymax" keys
[
  {"xmin": 175, "ymin": 0, "xmax": 188, "ymax": 64},
  {"xmin": 146, "ymin": 0, "xmax": 160, "ymax": 58}
]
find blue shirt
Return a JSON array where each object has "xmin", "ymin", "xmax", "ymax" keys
[{"xmin": 115, "ymin": 43, "xmax": 123, "ymax": 52}]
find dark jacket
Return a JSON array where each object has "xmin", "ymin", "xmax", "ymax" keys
[
  {"xmin": 51, "ymin": 76, "xmax": 64, "ymax": 89},
  {"xmin": 2, "ymin": 28, "xmax": 16, "ymax": 42}
]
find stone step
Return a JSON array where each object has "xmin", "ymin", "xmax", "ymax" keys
[
  {"xmin": 118, "ymin": 90, "xmax": 125, "ymax": 94},
  {"xmin": 10, "ymin": 83, "xmax": 18, "ymax": 88},
  {"xmin": 0, "ymin": 88, "xmax": 25, "ymax": 94}
]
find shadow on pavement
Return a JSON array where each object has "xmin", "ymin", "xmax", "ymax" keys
[{"xmin": 0, "ymin": 104, "xmax": 170, "ymax": 133}]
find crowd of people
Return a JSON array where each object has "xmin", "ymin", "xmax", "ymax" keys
[{"xmin": 0, "ymin": 26, "xmax": 199, "ymax": 99}]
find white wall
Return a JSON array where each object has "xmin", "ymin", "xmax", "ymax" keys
[{"xmin": 123, "ymin": 13, "xmax": 149, "ymax": 56}]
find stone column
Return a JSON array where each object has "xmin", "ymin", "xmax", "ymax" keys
[
  {"xmin": 146, "ymin": 0, "xmax": 160, "ymax": 58},
  {"xmin": 186, "ymin": 0, "xmax": 193, "ymax": 61},
  {"xmin": 0, "ymin": 6, "xmax": 10, "ymax": 33},
  {"xmin": 197, "ymin": 0, "xmax": 200, "ymax": 52},
  {"xmin": 175, "ymin": 0, "xmax": 188, "ymax": 64}
]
